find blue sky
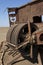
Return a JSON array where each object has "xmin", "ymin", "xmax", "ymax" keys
[{"xmin": 0, "ymin": 0, "xmax": 32, "ymax": 27}]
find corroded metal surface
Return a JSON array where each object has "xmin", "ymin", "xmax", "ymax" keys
[
  {"xmin": 6, "ymin": 24, "xmax": 18, "ymax": 42},
  {"xmin": 10, "ymin": 23, "xmax": 28, "ymax": 44}
]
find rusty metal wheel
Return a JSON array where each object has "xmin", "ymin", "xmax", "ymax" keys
[
  {"xmin": 6, "ymin": 23, "xmax": 38, "ymax": 62},
  {"xmin": 6, "ymin": 23, "xmax": 30, "ymax": 58},
  {"xmin": 6, "ymin": 23, "xmax": 38, "ymax": 45},
  {"xmin": 9, "ymin": 23, "xmax": 31, "ymax": 58}
]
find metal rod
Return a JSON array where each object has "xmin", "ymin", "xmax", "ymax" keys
[{"xmin": 27, "ymin": 20, "xmax": 33, "ymax": 58}]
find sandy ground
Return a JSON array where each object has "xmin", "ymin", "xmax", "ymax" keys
[
  {"xmin": 0, "ymin": 27, "xmax": 9, "ymax": 43},
  {"xmin": 0, "ymin": 27, "xmax": 42, "ymax": 65}
]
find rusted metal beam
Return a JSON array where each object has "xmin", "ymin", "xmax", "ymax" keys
[{"xmin": 8, "ymin": 40, "xmax": 30, "ymax": 50}]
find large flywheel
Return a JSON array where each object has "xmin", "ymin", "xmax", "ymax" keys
[{"xmin": 2, "ymin": 23, "xmax": 38, "ymax": 65}]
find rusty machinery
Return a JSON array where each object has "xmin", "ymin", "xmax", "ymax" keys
[{"xmin": 1, "ymin": 8, "xmax": 43, "ymax": 65}]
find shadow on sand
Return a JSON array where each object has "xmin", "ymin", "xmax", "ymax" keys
[{"xmin": 11, "ymin": 45, "xmax": 43, "ymax": 65}]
